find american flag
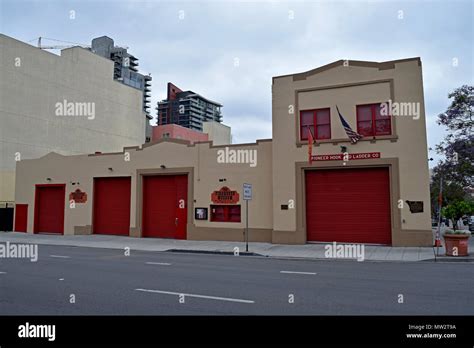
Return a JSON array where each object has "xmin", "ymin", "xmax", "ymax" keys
[{"xmin": 336, "ymin": 106, "xmax": 363, "ymax": 144}]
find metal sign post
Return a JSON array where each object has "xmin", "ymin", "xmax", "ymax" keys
[
  {"xmin": 436, "ymin": 176, "xmax": 443, "ymax": 257},
  {"xmin": 243, "ymin": 183, "xmax": 252, "ymax": 252}
]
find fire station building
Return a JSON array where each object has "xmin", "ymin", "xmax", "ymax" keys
[{"xmin": 13, "ymin": 57, "xmax": 433, "ymax": 246}]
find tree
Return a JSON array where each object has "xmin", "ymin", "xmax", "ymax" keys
[
  {"xmin": 434, "ymin": 85, "xmax": 474, "ymax": 188},
  {"xmin": 442, "ymin": 201, "xmax": 474, "ymax": 231},
  {"xmin": 430, "ymin": 174, "xmax": 466, "ymax": 216}
]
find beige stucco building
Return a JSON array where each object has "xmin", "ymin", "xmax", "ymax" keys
[
  {"xmin": 13, "ymin": 57, "xmax": 433, "ymax": 246},
  {"xmin": 0, "ymin": 34, "xmax": 146, "ymax": 205}
]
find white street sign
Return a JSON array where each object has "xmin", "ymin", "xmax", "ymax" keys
[{"xmin": 243, "ymin": 183, "xmax": 252, "ymax": 200}]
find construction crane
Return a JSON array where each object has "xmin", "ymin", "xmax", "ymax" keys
[{"xmin": 36, "ymin": 37, "xmax": 90, "ymax": 50}]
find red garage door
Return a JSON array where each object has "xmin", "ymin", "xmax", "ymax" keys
[
  {"xmin": 93, "ymin": 177, "xmax": 131, "ymax": 236},
  {"xmin": 142, "ymin": 175, "xmax": 187, "ymax": 239},
  {"xmin": 305, "ymin": 168, "xmax": 391, "ymax": 245},
  {"xmin": 34, "ymin": 184, "xmax": 66, "ymax": 234}
]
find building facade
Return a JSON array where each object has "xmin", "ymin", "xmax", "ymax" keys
[
  {"xmin": 151, "ymin": 122, "xmax": 231, "ymax": 145},
  {"xmin": 152, "ymin": 124, "xmax": 209, "ymax": 144},
  {"xmin": 271, "ymin": 58, "xmax": 431, "ymax": 246},
  {"xmin": 0, "ymin": 34, "xmax": 146, "ymax": 207},
  {"xmin": 202, "ymin": 121, "xmax": 232, "ymax": 145},
  {"xmin": 157, "ymin": 83, "xmax": 223, "ymax": 132},
  {"xmin": 13, "ymin": 58, "xmax": 433, "ymax": 246}
]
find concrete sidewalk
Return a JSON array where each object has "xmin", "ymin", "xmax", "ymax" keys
[{"xmin": 0, "ymin": 231, "xmax": 462, "ymax": 262}]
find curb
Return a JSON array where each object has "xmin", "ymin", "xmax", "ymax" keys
[
  {"xmin": 165, "ymin": 249, "xmax": 437, "ymax": 263},
  {"xmin": 2, "ymin": 234, "xmax": 472, "ymax": 263},
  {"xmin": 166, "ymin": 249, "xmax": 263, "ymax": 257},
  {"xmin": 429, "ymin": 257, "xmax": 474, "ymax": 263}
]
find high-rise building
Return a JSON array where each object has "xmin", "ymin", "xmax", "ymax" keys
[
  {"xmin": 90, "ymin": 36, "xmax": 152, "ymax": 141},
  {"xmin": 157, "ymin": 83, "xmax": 223, "ymax": 132}
]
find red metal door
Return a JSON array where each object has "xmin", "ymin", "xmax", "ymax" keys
[
  {"xmin": 142, "ymin": 175, "xmax": 188, "ymax": 239},
  {"xmin": 305, "ymin": 168, "xmax": 391, "ymax": 245},
  {"xmin": 34, "ymin": 184, "xmax": 65, "ymax": 234},
  {"xmin": 93, "ymin": 177, "xmax": 131, "ymax": 236},
  {"xmin": 14, "ymin": 204, "xmax": 28, "ymax": 232}
]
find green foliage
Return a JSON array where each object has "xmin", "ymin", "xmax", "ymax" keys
[
  {"xmin": 443, "ymin": 229, "xmax": 471, "ymax": 236},
  {"xmin": 430, "ymin": 174, "xmax": 466, "ymax": 215},
  {"xmin": 441, "ymin": 200, "xmax": 474, "ymax": 231}
]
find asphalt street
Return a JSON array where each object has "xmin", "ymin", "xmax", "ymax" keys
[{"xmin": 0, "ymin": 244, "xmax": 473, "ymax": 315}]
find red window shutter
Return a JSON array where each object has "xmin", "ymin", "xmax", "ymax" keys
[
  {"xmin": 211, "ymin": 205, "xmax": 226, "ymax": 222},
  {"xmin": 315, "ymin": 108, "xmax": 331, "ymax": 140},
  {"xmin": 357, "ymin": 105, "xmax": 373, "ymax": 136},
  {"xmin": 374, "ymin": 104, "xmax": 391, "ymax": 135},
  {"xmin": 301, "ymin": 108, "xmax": 331, "ymax": 141},
  {"xmin": 210, "ymin": 205, "xmax": 241, "ymax": 223},
  {"xmin": 300, "ymin": 111, "xmax": 314, "ymax": 140},
  {"xmin": 228, "ymin": 206, "xmax": 241, "ymax": 222}
]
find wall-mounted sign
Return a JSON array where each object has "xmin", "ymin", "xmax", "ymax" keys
[
  {"xmin": 310, "ymin": 152, "xmax": 381, "ymax": 162},
  {"xmin": 406, "ymin": 200, "xmax": 424, "ymax": 213},
  {"xmin": 195, "ymin": 208, "xmax": 208, "ymax": 220},
  {"xmin": 69, "ymin": 189, "xmax": 87, "ymax": 203},
  {"xmin": 211, "ymin": 186, "xmax": 240, "ymax": 204}
]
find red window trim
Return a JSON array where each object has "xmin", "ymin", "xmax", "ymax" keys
[
  {"xmin": 356, "ymin": 103, "xmax": 392, "ymax": 137},
  {"xmin": 210, "ymin": 205, "xmax": 241, "ymax": 223},
  {"xmin": 300, "ymin": 108, "xmax": 331, "ymax": 141}
]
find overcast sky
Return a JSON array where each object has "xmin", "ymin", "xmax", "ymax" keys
[{"xmin": 1, "ymin": 0, "xmax": 472, "ymax": 166}]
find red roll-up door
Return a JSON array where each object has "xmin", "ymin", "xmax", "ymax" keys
[
  {"xmin": 142, "ymin": 175, "xmax": 188, "ymax": 239},
  {"xmin": 34, "ymin": 184, "xmax": 66, "ymax": 234},
  {"xmin": 305, "ymin": 168, "xmax": 391, "ymax": 245},
  {"xmin": 93, "ymin": 177, "xmax": 131, "ymax": 236}
]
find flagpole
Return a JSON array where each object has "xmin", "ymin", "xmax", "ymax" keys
[{"xmin": 307, "ymin": 125, "xmax": 314, "ymax": 164}]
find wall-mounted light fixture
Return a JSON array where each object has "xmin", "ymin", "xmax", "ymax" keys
[
  {"xmin": 160, "ymin": 165, "xmax": 166, "ymax": 169},
  {"xmin": 108, "ymin": 167, "xmax": 113, "ymax": 172},
  {"xmin": 219, "ymin": 178, "xmax": 227, "ymax": 182},
  {"xmin": 340, "ymin": 146, "xmax": 347, "ymax": 153},
  {"xmin": 46, "ymin": 178, "xmax": 52, "ymax": 182}
]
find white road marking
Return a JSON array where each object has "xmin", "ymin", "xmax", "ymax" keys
[
  {"xmin": 280, "ymin": 271, "xmax": 317, "ymax": 275},
  {"xmin": 0, "ymin": 272, "xmax": 6, "ymax": 274},
  {"xmin": 145, "ymin": 262, "xmax": 171, "ymax": 266},
  {"xmin": 59, "ymin": 278, "xmax": 64, "ymax": 281},
  {"xmin": 49, "ymin": 255, "xmax": 70, "ymax": 259},
  {"xmin": 135, "ymin": 288, "xmax": 255, "ymax": 304}
]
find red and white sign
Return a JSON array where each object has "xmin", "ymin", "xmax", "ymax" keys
[
  {"xmin": 211, "ymin": 186, "xmax": 240, "ymax": 204},
  {"xmin": 310, "ymin": 152, "xmax": 381, "ymax": 162}
]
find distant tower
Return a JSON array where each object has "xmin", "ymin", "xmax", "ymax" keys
[{"xmin": 157, "ymin": 83, "xmax": 223, "ymax": 132}]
